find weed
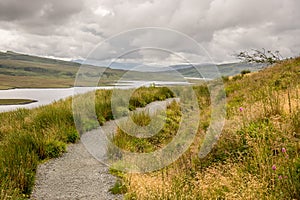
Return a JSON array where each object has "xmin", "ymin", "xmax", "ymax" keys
[{"xmin": 109, "ymin": 180, "xmax": 127, "ymax": 194}]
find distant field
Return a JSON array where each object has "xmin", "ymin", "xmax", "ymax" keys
[{"xmin": 0, "ymin": 99, "xmax": 37, "ymax": 105}]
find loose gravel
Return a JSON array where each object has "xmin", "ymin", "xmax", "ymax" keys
[
  {"xmin": 31, "ymin": 141, "xmax": 122, "ymax": 200},
  {"xmin": 31, "ymin": 98, "xmax": 178, "ymax": 200}
]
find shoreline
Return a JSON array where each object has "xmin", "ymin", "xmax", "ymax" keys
[{"xmin": 0, "ymin": 99, "xmax": 37, "ymax": 105}]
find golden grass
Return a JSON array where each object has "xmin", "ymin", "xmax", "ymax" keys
[{"xmin": 115, "ymin": 57, "xmax": 300, "ymax": 200}]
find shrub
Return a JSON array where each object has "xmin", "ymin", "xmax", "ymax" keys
[
  {"xmin": 109, "ymin": 179, "xmax": 127, "ymax": 194},
  {"xmin": 241, "ymin": 69, "xmax": 251, "ymax": 75},
  {"xmin": 232, "ymin": 74, "xmax": 243, "ymax": 81},
  {"xmin": 45, "ymin": 140, "xmax": 66, "ymax": 158},
  {"xmin": 222, "ymin": 75, "xmax": 229, "ymax": 82},
  {"xmin": 66, "ymin": 130, "xmax": 80, "ymax": 143}
]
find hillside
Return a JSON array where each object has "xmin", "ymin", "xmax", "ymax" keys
[
  {"xmin": 0, "ymin": 51, "xmax": 198, "ymax": 89},
  {"xmin": 0, "ymin": 51, "xmax": 268, "ymax": 90},
  {"xmin": 0, "ymin": 56, "xmax": 299, "ymax": 199},
  {"xmin": 112, "ymin": 57, "xmax": 300, "ymax": 199},
  {"xmin": 0, "ymin": 51, "xmax": 125, "ymax": 89},
  {"xmin": 171, "ymin": 62, "xmax": 265, "ymax": 78}
]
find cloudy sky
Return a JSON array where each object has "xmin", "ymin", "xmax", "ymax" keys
[{"xmin": 0, "ymin": 0, "xmax": 299, "ymax": 64}]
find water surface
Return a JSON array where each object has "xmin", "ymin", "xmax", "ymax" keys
[{"xmin": 0, "ymin": 81, "xmax": 190, "ymax": 113}]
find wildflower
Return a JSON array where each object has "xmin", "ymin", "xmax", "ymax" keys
[
  {"xmin": 281, "ymin": 147, "xmax": 286, "ymax": 153},
  {"xmin": 239, "ymin": 107, "xmax": 244, "ymax": 112},
  {"xmin": 278, "ymin": 175, "xmax": 283, "ymax": 179},
  {"xmin": 272, "ymin": 165, "xmax": 276, "ymax": 170}
]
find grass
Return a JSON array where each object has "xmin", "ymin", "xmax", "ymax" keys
[
  {"xmin": 0, "ymin": 86, "xmax": 173, "ymax": 199},
  {"xmin": 112, "ymin": 100, "xmax": 181, "ymax": 153},
  {"xmin": 109, "ymin": 57, "xmax": 300, "ymax": 199},
  {"xmin": 1, "ymin": 56, "xmax": 300, "ymax": 199},
  {"xmin": 0, "ymin": 99, "xmax": 37, "ymax": 105}
]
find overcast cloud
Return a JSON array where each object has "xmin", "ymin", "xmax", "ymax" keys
[{"xmin": 0, "ymin": 0, "xmax": 299, "ymax": 63}]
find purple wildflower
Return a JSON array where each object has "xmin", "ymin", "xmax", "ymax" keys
[
  {"xmin": 272, "ymin": 165, "xmax": 276, "ymax": 171},
  {"xmin": 239, "ymin": 107, "xmax": 244, "ymax": 112},
  {"xmin": 281, "ymin": 147, "xmax": 286, "ymax": 153},
  {"xmin": 278, "ymin": 175, "xmax": 283, "ymax": 179}
]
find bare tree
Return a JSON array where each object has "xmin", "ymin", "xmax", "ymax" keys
[{"xmin": 236, "ymin": 48, "xmax": 283, "ymax": 65}]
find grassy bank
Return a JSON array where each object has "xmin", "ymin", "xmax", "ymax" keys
[
  {"xmin": 0, "ymin": 86, "xmax": 173, "ymax": 199},
  {"xmin": 1, "ymin": 57, "xmax": 300, "ymax": 199},
  {"xmin": 0, "ymin": 99, "xmax": 37, "ymax": 105},
  {"xmin": 111, "ymin": 58, "xmax": 300, "ymax": 199}
]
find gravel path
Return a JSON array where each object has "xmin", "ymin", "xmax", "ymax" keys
[
  {"xmin": 31, "ymin": 98, "xmax": 178, "ymax": 200},
  {"xmin": 31, "ymin": 141, "xmax": 123, "ymax": 200}
]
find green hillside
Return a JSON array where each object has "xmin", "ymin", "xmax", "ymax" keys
[
  {"xmin": 172, "ymin": 62, "xmax": 265, "ymax": 78},
  {"xmin": 0, "ymin": 51, "xmax": 125, "ymax": 89},
  {"xmin": 114, "ymin": 57, "xmax": 300, "ymax": 199},
  {"xmin": 0, "ymin": 51, "xmax": 197, "ymax": 89}
]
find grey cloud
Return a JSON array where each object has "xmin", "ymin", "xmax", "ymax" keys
[
  {"xmin": 0, "ymin": 0, "xmax": 45, "ymax": 21},
  {"xmin": 0, "ymin": 0, "xmax": 84, "ymax": 35},
  {"xmin": 0, "ymin": 0, "xmax": 299, "ymax": 63}
]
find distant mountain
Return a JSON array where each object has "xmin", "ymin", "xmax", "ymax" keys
[
  {"xmin": 74, "ymin": 57, "xmax": 266, "ymax": 79},
  {"xmin": 72, "ymin": 59, "xmax": 169, "ymax": 72},
  {"xmin": 219, "ymin": 62, "xmax": 266, "ymax": 76},
  {"xmin": 169, "ymin": 62, "xmax": 266, "ymax": 78},
  {"xmin": 3, "ymin": 51, "xmax": 79, "ymax": 67},
  {"xmin": 0, "ymin": 50, "xmax": 267, "ymax": 89},
  {"xmin": 72, "ymin": 59, "xmax": 139, "ymax": 70},
  {"xmin": 0, "ymin": 51, "xmax": 125, "ymax": 89}
]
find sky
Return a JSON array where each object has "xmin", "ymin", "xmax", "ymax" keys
[{"xmin": 0, "ymin": 0, "xmax": 299, "ymax": 64}]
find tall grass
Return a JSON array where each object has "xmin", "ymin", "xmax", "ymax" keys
[
  {"xmin": 0, "ymin": 86, "xmax": 173, "ymax": 199},
  {"xmin": 114, "ymin": 57, "xmax": 300, "ymax": 199},
  {"xmin": 112, "ymin": 100, "xmax": 181, "ymax": 153}
]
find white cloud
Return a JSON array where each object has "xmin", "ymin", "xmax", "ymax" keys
[{"xmin": 94, "ymin": 6, "xmax": 114, "ymax": 17}]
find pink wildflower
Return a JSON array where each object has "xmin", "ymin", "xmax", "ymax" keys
[{"xmin": 272, "ymin": 165, "xmax": 276, "ymax": 170}]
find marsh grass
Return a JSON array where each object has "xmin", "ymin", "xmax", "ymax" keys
[{"xmin": 0, "ymin": 86, "xmax": 173, "ymax": 199}]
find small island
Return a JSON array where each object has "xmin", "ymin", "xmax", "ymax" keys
[{"xmin": 0, "ymin": 99, "xmax": 37, "ymax": 105}]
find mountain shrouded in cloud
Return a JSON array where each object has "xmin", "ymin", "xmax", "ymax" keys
[{"xmin": 0, "ymin": 0, "xmax": 299, "ymax": 63}]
